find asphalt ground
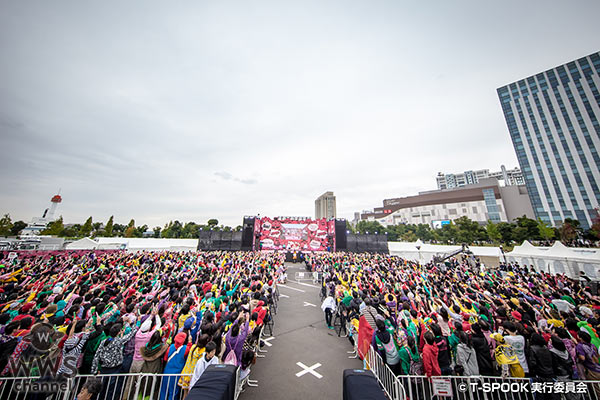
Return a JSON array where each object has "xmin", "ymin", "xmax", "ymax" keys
[{"xmin": 240, "ymin": 262, "xmax": 363, "ymax": 400}]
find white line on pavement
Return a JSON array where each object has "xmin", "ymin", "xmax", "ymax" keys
[
  {"xmin": 303, "ymin": 301, "xmax": 316, "ymax": 307},
  {"xmin": 278, "ymin": 284, "xmax": 305, "ymax": 293},
  {"xmin": 294, "ymin": 281, "xmax": 320, "ymax": 288},
  {"xmin": 295, "ymin": 362, "xmax": 323, "ymax": 379}
]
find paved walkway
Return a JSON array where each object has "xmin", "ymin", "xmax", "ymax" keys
[{"xmin": 241, "ymin": 262, "xmax": 363, "ymax": 400}]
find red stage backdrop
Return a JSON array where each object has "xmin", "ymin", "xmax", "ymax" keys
[{"xmin": 254, "ymin": 217, "xmax": 335, "ymax": 251}]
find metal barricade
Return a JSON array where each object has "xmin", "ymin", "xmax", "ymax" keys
[
  {"xmin": 363, "ymin": 345, "xmax": 406, "ymax": 400},
  {"xmin": 396, "ymin": 374, "xmax": 598, "ymax": 400},
  {"xmin": 0, "ymin": 372, "xmax": 245, "ymax": 400},
  {"xmin": 357, "ymin": 344, "xmax": 600, "ymax": 400},
  {"xmin": 294, "ymin": 271, "xmax": 315, "ymax": 283}
]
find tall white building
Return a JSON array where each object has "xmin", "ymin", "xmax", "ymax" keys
[
  {"xmin": 21, "ymin": 193, "xmax": 63, "ymax": 236},
  {"xmin": 436, "ymin": 165, "xmax": 524, "ymax": 190},
  {"xmin": 497, "ymin": 52, "xmax": 600, "ymax": 229},
  {"xmin": 315, "ymin": 191, "xmax": 336, "ymax": 219}
]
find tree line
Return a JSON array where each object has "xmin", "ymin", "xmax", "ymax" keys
[
  {"xmin": 350, "ymin": 214, "xmax": 600, "ymax": 246},
  {"xmin": 0, "ymin": 214, "xmax": 241, "ymax": 239},
  {"xmin": 2, "ymin": 212, "xmax": 599, "ymax": 247}
]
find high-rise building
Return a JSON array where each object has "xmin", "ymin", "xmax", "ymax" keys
[
  {"xmin": 497, "ymin": 52, "xmax": 600, "ymax": 229},
  {"xmin": 315, "ymin": 191, "xmax": 336, "ymax": 219},
  {"xmin": 436, "ymin": 165, "xmax": 523, "ymax": 189}
]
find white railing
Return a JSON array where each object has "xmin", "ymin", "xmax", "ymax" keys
[
  {"xmin": 294, "ymin": 271, "xmax": 316, "ymax": 284},
  {"xmin": 362, "ymin": 345, "xmax": 406, "ymax": 400},
  {"xmin": 353, "ymin": 358, "xmax": 600, "ymax": 400},
  {"xmin": 0, "ymin": 371, "xmax": 243, "ymax": 400},
  {"xmin": 397, "ymin": 375, "xmax": 600, "ymax": 400}
]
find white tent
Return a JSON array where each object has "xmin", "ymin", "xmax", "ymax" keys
[
  {"xmin": 388, "ymin": 241, "xmax": 501, "ymax": 264},
  {"xmin": 65, "ymin": 237, "xmax": 98, "ymax": 250},
  {"xmin": 95, "ymin": 237, "xmax": 198, "ymax": 252},
  {"xmin": 505, "ymin": 241, "xmax": 600, "ymax": 279}
]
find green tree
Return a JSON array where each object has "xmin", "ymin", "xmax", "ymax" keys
[
  {"xmin": 346, "ymin": 220, "xmax": 356, "ymax": 234},
  {"xmin": 112, "ymin": 223, "xmax": 126, "ymax": 236},
  {"xmin": 234, "ymin": 225, "xmax": 243, "ymax": 232},
  {"xmin": 0, "ymin": 214, "xmax": 13, "ymax": 237},
  {"xmin": 134, "ymin": 224, "xmax": 148, "ymax": 237},
  {"xmin": 515, "ymin": 215, "xmax": 540, "ymax": 241},
  {"xmin": 92, "ymin": 222, "xmax": 102, "ymax": 233},
  {"xmin": 10, "ymin": 220, "xmax": 27, "ymax": 236},
  {"xmin": 476, "ymin": 226, "xmax": 489, "ymax": 242},
  {"xmin": 486, "ymin": 221, "xmax": 501, "ymax": 243},
  {"xmin": 128, "ymin": 219, "xmax": 135, "ymax": 228},
  {"xmin": 356, "ymin": 220, "xmax": 385, "ymax": 234},
  {"xmin": 182, "ymin": 222, "xmax": 200, "ymax": 238},
  {"xmin": 415, "ymin": 224, "xmax": 434, "ymax": 241},
  {"xmin": 435, "ymin": 222, "xmax": 458, "ymax": 244},
  {"xmin": 207, "ymin": 219, "xmax": 219, "ymax": 227},
  {"xmin": 60, "ymin": 224, "xmax": 79, "ymax": 237},
  {"xmin": 401, "ymin": 231, "xmax": 417, "ymax": 242},
  {"xmin": 80, "ymin": 217, "xmax": 93, "ymax": 237},
  {"xmin": 497, "ymin": 222, "xmax": 515, "ymax": 244},
  {"xmin": 513, "ymin": 226, "xmax": 529, "ymax": 244},
  {"xmin": 162, "ymin": 220, "xmax": 183, "ymax": 238},
  {"xmin": 153, "ymin": 226, "xmax": 161, "ymax": 238},
  {"xmin": 41, "ymin": 216, "xmax": 64, "ymax": 236},
  {"xmin": 537, "ymin": 218, "xmax": 555, "ymax": 241},
  {"xmin": 105, "ymin": 216, "xmax": 114, "ymax": 237},
  {"xmin": 454, "ymin": 216, "xmax": 479, "ymax": 244}
]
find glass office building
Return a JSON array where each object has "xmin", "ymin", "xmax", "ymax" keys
[{"xmin": 497, "ymin": 52, "xmax": 600, "ymax": 229}]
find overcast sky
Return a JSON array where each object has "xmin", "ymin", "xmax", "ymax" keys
[{"xmin": 1, "ymin": 1, "xmax": 599, "ymax": 228}]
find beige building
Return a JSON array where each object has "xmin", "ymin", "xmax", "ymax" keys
[
  {"xmin": 315, "ymin": 191, "xmax": 336, "ymax": 219},
  {"xmin": 361, "ymin": 178, "xmax": 534, "ymax": 226}
]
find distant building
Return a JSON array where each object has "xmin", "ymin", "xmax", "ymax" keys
[
  {"xmin": 21, "ymin": 193, "xmax": 63, "ymax": 236},
  {"xmin": 436, "ymin": 165, "xmax": 524, "ymax": 190},
  {"xmin": 361, "ymin": 178, "xmax": 534, "ymax": 226},
  {"xmin": 497, "ymin": 51, "xmax": 600, "ymax": 229},
  {"xmin": 315, "ymin": 191, "xmax": 336, "ymax": 219}
]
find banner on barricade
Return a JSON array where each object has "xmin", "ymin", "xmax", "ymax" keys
[{"xmin": 432, "ymin": 377, "xmax": 453, "ymax": 397}]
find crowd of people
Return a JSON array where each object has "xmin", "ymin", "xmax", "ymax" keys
[
  {"xmin": 3, "ymin": 247, "xmax": 600, "ymax": 399},
  {"xmin": 0, "ymin": 250, "xmax": 284, "ymax": 400},
  {"xmin": 312, "ymin": 252, "xmax": 600, "ymax": 390}
]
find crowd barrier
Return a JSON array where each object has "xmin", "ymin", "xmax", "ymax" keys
[
  {"xmin": 362, "ymin": 344, "xmax": 406, "ymax": 400},
  {"xmin": 358, "ymin": 349, "xmax": 600, "ymax": 400},
  {"xmin": 399, "ymin": 374, "xmax": 599, "ymax": 400},
  {"xmin": 0, "ymin": 371, "xmax": 248, "ymax": 400}
]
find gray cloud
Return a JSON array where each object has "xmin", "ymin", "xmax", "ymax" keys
[
  {"xmin": 1, "ymin": 0, "xmax": 599, "ymax": 227},
  {"xmin": 214, "ymin": 171, "xmax": 258, "ymax": 185}
]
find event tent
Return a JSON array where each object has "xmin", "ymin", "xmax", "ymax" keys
[
  {"xmin": 505, "ymin": 240, "xmax": 600, "ymax": 279},
  {"xmin": 95, "ymin": 237, "xmax": 198, "ymax": 252},
  {"xmin": 65, "ymin": 237, "xmax": 98, "ymax": 250},
  {"xmin": 388, "ymin": 240, "xmax": 502, "ymax": 264}
]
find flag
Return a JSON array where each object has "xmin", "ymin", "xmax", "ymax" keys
[{"xmin": 357, "ymin": 315, "xmax": 374, "ymax": 360}]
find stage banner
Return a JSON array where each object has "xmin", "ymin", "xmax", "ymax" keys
[{"xmin": 255, "ymin": 217, "xmax": 335, "ymax": 251}]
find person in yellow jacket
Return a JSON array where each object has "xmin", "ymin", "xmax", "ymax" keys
[
  {"xmin": 491, "ymin": 333, "xmax": 524, "ymax": 378},
  {"xmin": 178, "ymin": 334, "xmax": 210, "ymax": 397}
]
